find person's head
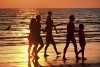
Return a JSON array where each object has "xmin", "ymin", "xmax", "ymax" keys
[
  {"xmin": 48, "ymin": 11, "xmax": 52, "ymax": 16},
  {"xmin": 36, "ymin": 15, "xmax": 41, "ymax": 21},
  {"xmin": 69, "ymin": 15, "xmax": 75, "ymax": 22},
  {"xmin": 31, "ymin": 18, "xmax": 36, "ymax": 23},
  {"xmin": 30, "ymin": 18, "xmax": 36, "ymax": 28},
  {"xmin": 79, "ymin": 24, "xmax": 84, "ymax": 29}
]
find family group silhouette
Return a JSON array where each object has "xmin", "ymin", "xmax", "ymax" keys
[{"xmin": 28, "ymin": 11, "xmax": 87, "ymax": 61}]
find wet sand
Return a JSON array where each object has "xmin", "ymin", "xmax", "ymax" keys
[{"xmin": 0, "ymin": 42, "xmax": 100, "ymax": 67}]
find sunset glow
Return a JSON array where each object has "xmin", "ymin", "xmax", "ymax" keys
[{"xmin": 0, "ymin": 0, "xmax": 100, "ymax": 8}]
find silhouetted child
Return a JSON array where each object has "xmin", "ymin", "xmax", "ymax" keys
[
  {"xmin": 44, "ymin": 11, "xmax": 61, "ymax": 57},
  {"xmin": 78, "ymin": 24, "xmax": 87, "ymax": 60},
  {"xmin": 28, "ymin": 18, "xmax": 38, "ymax": 58}
]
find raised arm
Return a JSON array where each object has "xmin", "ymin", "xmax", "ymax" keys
[
  {"xmin": 53, "ymin": 25, "xmax": 58, "ymax": 33},
  {"xmin": 54, "ymin": 23, "xmax": 66, "ymax": 27}
]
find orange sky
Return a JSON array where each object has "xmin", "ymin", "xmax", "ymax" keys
[{"xmin": 0, "ymin": 0, "xmax": 100, "ymax": 8}]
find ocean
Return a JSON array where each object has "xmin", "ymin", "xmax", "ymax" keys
[
  {"xmin": 0, "ymin": 8, "xmax": 100, "ymax": 46},
  {"xmin": 0, "ymin": 8, "xmax": 100, "ymax": 67}
]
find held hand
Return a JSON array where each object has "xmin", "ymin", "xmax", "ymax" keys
[{"xmin": 75, "ymin": 30, "xmax": 79, "ymax": 32}]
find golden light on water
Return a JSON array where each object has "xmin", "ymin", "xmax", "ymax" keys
[{"xmin": 22, "ymin": 29, "xmax": 30, "ymax": 33}]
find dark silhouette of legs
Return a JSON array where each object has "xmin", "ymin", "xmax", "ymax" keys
[
  {"xmin": 28, "ymin": 41, "xmax": 32, "ymax": 58},
  {"xmin": 31, "ymin": 45, "xmax": 38, "ymax": 56},
  {"xmin": 71, "ymin": 38, "xmax": 80, "ymax": 59},
  {"xmin": 78, "ymin": 46, "xmax": 87, "ymax": 60},
  {"xmin": 51, "ymin": 38, "xmax": 61, "ymax": 55},
  {"xmin": 78, "ymin": 49, "xmax": 82, "ymax": 55},
  {"xmin": 36, "ymin": 43, "xmax": 44, "ymax": 54},
  {"xmin": 36, "ymin": 36, "xmax": 44, "ymax": 56},
  {"xmin": 44, "ymin": 40, "xmax": 50, "ymax": 56},
  {"xmin": 63, "ymin": 35, "xmax": 81, "ymax": 60},
  {"xmin": 44, "ymin": 36, "xmax": 61, "ymax": 56},
  {"xmin": 82, "ymin": 47, "xmax": 84, "ymax": 58},
  {"xmin": 63, "ymin": 38, "xmax": 70, "ymax": 60},
  {"xmin": 82, "ymin": 49, "xmax": 87, "ymax": 60}
]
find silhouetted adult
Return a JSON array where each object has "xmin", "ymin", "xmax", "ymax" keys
[
  {"xmin": 78, "ymin": 24, "xmax": 87, "ymax": 60},
  {"xmin": 33, "ymin": 15, "xmax": 44, "ymax": 58},
  {"xmin": 44, "ymin": 11, "xmax": 61, "ymax": 56},
  {"xmin": 28, "ymin": 18, "xmax": 38, "ymax": 58},
  {"xmin": 63, "ymin": 15, "xmax": 81, "ymax": 60}
]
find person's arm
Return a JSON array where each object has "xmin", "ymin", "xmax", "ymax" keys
[
  {"xmin": 74, "ymin": 29, "xmax": 79, "ymax": 32},
  {"xmin": 73, "ymin": 24, "xmax": 78, "ymax": 32},
  {"xmin": 53, "ymin": 25, "xmax": 58, "ymax": 34},
  {"xmin": 54, "ymin": 23, "xmax": 66, "ymax": 27},
  {"xmin": 53, "ymin": 23, "xmax": 66, "ymax": 33},
  {"xmin": 43, "ymin": 26, "xmax": 47, "ymax": 33}
]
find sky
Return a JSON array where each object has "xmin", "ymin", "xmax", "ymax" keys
[{"xmin": 0, "ymin": 0, "xmax": 100, "ymax": 8}]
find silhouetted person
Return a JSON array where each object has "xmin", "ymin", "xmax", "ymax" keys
[
  {"xmin": 28, "ymin": 18, "xmax": 38, "ymax": 59},
  {"xmin": 63, "ymin": 15, "xmax": 81, "ymax": 60},
  {"xmin": 5, "ymin": 26, "xmax": 11, "ymax": 30},
  {"xmin": 33, "ymin": 15, "xmax": 44, "ymax": 58},
  {"xmin": 78, "ymin": 24, "xmax": 87, "ymax": 60},
  {"xmin": 44, "ymin": 11, "xmax": 61, "ymax": 57}
]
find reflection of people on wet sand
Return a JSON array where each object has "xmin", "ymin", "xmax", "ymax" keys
[
  {"xmin": 78, "ymin": 24, "xmax": 87, "ymax": 60},
  {"xmin": 28, "ymin": 18, "xmax": 38, "ymax": 59},
  {"xmin": 28, "ymin": 58, "xmax": 42, "ymax": 67},
  {"xmin": 44, "ymin": 11, "xmax": 61, "ymax": 57},
  {"xmin": 63, "ymin": 15, "xmax": 81, "ymax": 61},
  {"xmin": 32, "ymin": 58, "xmax": 42, "ymax": 67},
  {"xmin": 44, "ymin": 56, "xmax": 61, "ymax": 67}
]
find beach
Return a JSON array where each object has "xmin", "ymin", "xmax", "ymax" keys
[
  {"xmin": 0, "ymin": 42, "xmax": 100, "ymax": 67},
  {"xmin": 0, "ymin": 8, "xmax": 100, "ymax": 67}
]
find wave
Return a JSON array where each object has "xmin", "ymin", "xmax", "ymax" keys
[{"xmin": 0, "ymin": 8, "xmax": 100, "ymax": 46}]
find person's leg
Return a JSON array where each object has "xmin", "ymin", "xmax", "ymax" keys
[
  {"xmin": 82, "ymin": 47, "xmax": 84, "ymax": 58},
  {"xmin": 72, "ymin": 38, "xmax": 81, "ymax": 60},
  {"xmin": 63, "ymin": 38, "xmax": 70, "ymax": 60},
  {"xmin": 78, "ymin": 42, "xmax": 82, "ymax": 55},
  {"xmin": 78, "ymin": 49, "xmax": 82, "ymax": 55},
  {"xmin": 82, "ymin": 45, "xmax": 87, "ymax": 60},
  {"xmin": 28, "ymin": 41, "xmax": 32, "ymax": 57},
  {"xmin": 51, "ymin": 37, "xmax": 61, "ymax": 55},
  {"xmin": 31, "ymin": 43, "xmax": 38, "ymax": 56},
  {"xmin": 44, "ymin": 37, "xmax": 50, "ymax": 56},
  {"xmin": 36, "ymin": 36, "xmax": 44, "ymax": 55}
]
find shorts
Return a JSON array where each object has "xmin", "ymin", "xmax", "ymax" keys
[
  {"xmin": 66, "ymin": 34, "xmax": 74, "ymax": 39},
  {"xmin": 28, "ymin": 34, "xmax": 37, "ymax": 45},
  {"xmin": 79, "ymin": 39, "xmax": 86, "ymax": 48}
]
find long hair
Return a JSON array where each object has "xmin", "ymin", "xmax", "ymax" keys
[{"xmin": 29, "ymin": 18, "xmax": 36, "ymax": 29}]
